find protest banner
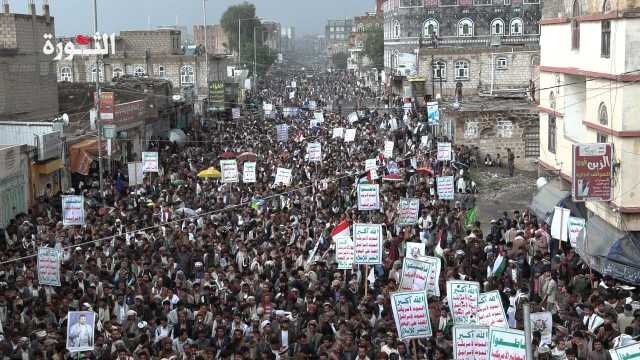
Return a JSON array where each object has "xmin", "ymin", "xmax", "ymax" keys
[
  {"xmin": 405, "ymin": 242, "xmax": 425, "ymax": 260},
  {"xmin": 333, "ymin": 128, "xmax": 344, "ymax": 138},
  {"xmin": 276, "ymin": 124, "xmax": 289, "ymax": 142},
  {"xmin": 333, "ymin": 220, "xmax": 354, "ymax": 270},
  {"xmin": 62, "ymin": 195, "xmax": 85, "ymax": 226},
  {"xmin": 530, "ymin": 311, "xmax": 553, "ymax": 345},
  {"xmin": 127, "ymin": 162, "xmax": 144, "ymax": 186},
  {"xmin": 478, "ymin": 291, "xmax": 508, "ymax": 328},
  {"xmin": 567, "ymin": 216, "xmax": 586, "ymax": 248},
  {"xmin": 572, "ymin": 143, "xmax": 613, "ymax": 202},
  {"xmin": 242, "ymin": 162, "xmax": 256, "ymax": 183},
  {"xmin": 307, "ymin": 142, "xmax": 322, "ymax": 162},
  {"xmin": 390, "ymin": 291, "xmax": 432, "ymax": 339},
  {"xmin": 66, "ymin": 311, "xmax": 96, "ymax": 352},
  {"xmin": 427, "ymin": 102, "xmax": 440, "ymax": 125},
  {"xmin": 447, "ymin": 280, "xmax": 480, "ymax": 324},
  {"xmin": 488, "ymin": 327, "xmax": 526, "ymax": 360},
  {"xmin": 274, "ymin": 167, "xmax": 292, "ymax": 186},
  {"xmin": 353, "ymin": 223, "xmax": 383, "ymax": 265},
  {"xmin": 437, "ymin": 176, "xmax": 455, "ymax": 200},
  {"xmin": 399, "ymin": 257, "xmax": 432, "ymax": 292},
  {"xmin": 364, "ymin": 158, "xmax": 377, "ymax": 172},
  {"xmin": 384, "ymin": 141, "xmax": 394, "ymax": 158},
  {"xmin": 232, "ymin": 107, "xmax": 241, "ymax": 119},
  {"xmin": 551, "ymin": 206, "xmax": 570, "ymax": 241},
  {"xmin": 612, "ymin": 342, "xmax": 640, "ymax": 360},
  {"xmin": 437, "ymin": 142, "xmax": 452, "ymax": 161},
  {"xmin": 397, "ymin": 198, "xmax": 420, "ymax": 226},
  {"xmin": 453, "ymin": 325, "xmax": 490, "ymax": 360},
  {"xmin": 37, "ymin": 247, "xmax": 62, "ymax": 286},
  {"xmin": 357, "ymin": 184, "xmax": 380, "ymax": 210},
  {"xmin": 141, "ymin": 152, "xmax": 159, "ymax": 173},
  {"xmin": 220, "ymin": 159, "xmax": 239, "ymax": 183},
  {"xmin": 344, "ymin": 128, "xmax": 356, "ymax": 142}
]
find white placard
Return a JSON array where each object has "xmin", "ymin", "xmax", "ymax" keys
[
  {"xmin": 307, "ymin": 142, "xmax": 322, "ymax": 162},
  {"xmin": 242, "ymin": 162, "xmax": 256, "ymax": 183},
  {"xmin": 568, "ymin": 216, "xmax": 586, "ymax": 248},
  {"xmin": 384, "ymin": 140, "xmax": 394, "ymax": 158},
  {"xmin": 353, "ymin": 223, "xmax": 383, "ymax": 265},
  {"xmin": 437, "ymin": 142, "xmax": 452, "ymax": 161},
  {"xmin": 314, "ymin": 111, "xmax": 324, "ymax": 123},
  {"xmin": 365, "ymin": 158, "xmax": 377, "ymax": 172},
  {"xmin": 142, "ymin": 152, "xmax": 159, "ymax": 173},
  {"xmin": 437, "ymin": 176, "xmax": 455, "ymax": 200},
  {"xmin": 530, "ymin": 312, "xmax": 553, "ymax": 345},
  {"xmin": 232, "ymin": 107, "xmax": 241, "ymax": 119},
  {"xmin": 62, "ymin": 195, "xmax": 85, "ymax": 226},
  {"xmin": 447, "ymin": 280, "xmax": 481, "ymax": 324},
  {"xmin": 399, "ymin": 257, "xmax": 433, "ymax": 292},
  {"xmin": 405, "ymin": 242, "xmax": 426, "ymax": 260},
  {"xmin": 274, "ymin": 167, "xmax": 292, "ymax": 186},
  {"xmin": 344, "ymin": 128, "xmax": 356, "ymax": 142},
  {"xmin": 333, "ymin": 128, "xmax": 344, "ymax": 138},
  {"xmin": 220, "ymin": 159, "xmax": 239, "ymax": 183},
  {"xmin": 38, "ymin": 247, "xmax": 62, "ymax": 286},
  {"xmin": 348, "ymin": 112, "xmax": 359, "ymax": 124},
  {"xmin": 390, "ymin": 291, "xmax": 432, "ymax": 340},
  {"xmin": 551, "ymin": 206, "xmax": 570, "ymax": 241},
  {"xmin": 397, "ymin": 198, "xmax": 420, "ymax": 226},
  {"xmin": 335, "ymin": 234, "xmax": 354, "ymax": 270},
  {"xmin": 478, "ymin": 291, "xmax": 509, "ymax": 328},
  {"xmin": 453, "ymin": 326, "xmax": 490, "ymax": 360},
  {"xmin": 276, "ymin": 124, "xmax": 289, "ymax": 142},
  {"xmin": 357, "ymin": 183, "xmax": 380, "ymax": 210}
]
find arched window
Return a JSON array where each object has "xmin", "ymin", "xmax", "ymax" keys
[
  {"xmin": 598, "ymin": 102, "xmax": 608, "ymax": 125},
  {"xmin": 572, "ymin": 0, "xmax": 581, "ymax": 49},
  {"xmin": 90, "ymin": 65, "xmax": 104, "ymax": 82},
  {"xmin": 454, "ymin": 60, "xmax": 469, "ymax": 80},
  {"xmin": 458, "ymin": 19, "xmax": 474, "ymax": 37},
  {"xmin": 59, "ymin": 66, "xmax": 72, "ymax": 82},
  {"xmin": 510, "ymin": 18, "xmax": 523, "ymax": 35},
  {"xmin": 423, "ymin": 19, "xmax": 439, "ymax": 37},
  {"xmin": 393, "ymin": 20, "xmax": 401, "ymax": 39},
  {"xmin": 433, "ymin": 60, "xmax": 446, "ymax": 80},
  {"xmin": 134, "ymin": 65, "xmax": 146, "ymax": 77},
  {"xmin": 391, "ymin": 50, "xmax": 400, "ymax": 69},
  {"xmin": 158, "ymin": 65, "xmax": 166, "ymax": 78},
  {"xmin": 112, "ymin": 67, "xmax": 123, "ymax": 79},
  {"xmin": 180, "ymin": 65, "xmax": 194, "ymax": 84},
  {"xmin": 491, "ymin": 19, "xmax": 505, "ymax": 35}
]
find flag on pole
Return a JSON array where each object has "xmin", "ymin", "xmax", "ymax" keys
[
  {"xmin": 464, "ymin": 207, "xmax": 477, "ymax": 228},
  {"xmin": 492, "ymin": 251, "xmax": 507, "ymax": 278},
  {"xmin": 331, "ymin": 219, "xmax": 350, "ymax": 239}
]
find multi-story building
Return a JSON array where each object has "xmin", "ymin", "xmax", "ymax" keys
[
  {"xmin": 260, "ymin": 21, "xmax": 281, "ymax": 55},
  {"xmin": 348, "ymin": 12, "xmax": 383, "ymax": 71},
  {"xmin": 281, "ymin": 26, "xmax": 295, "ymax": 58},
  {"xmin": 0, "ymin": 2, "xmax": 58, "ymax": 121},
  {"xmin": 158, "ymin": 25, "xmax": 192, "ymax": 45},
  {"xmin": 536, "ymin": 0, "xmax": 640, "ymax": 282},
  {"xmin": 383, "ymin": 0, "xmax": 541, "ymax": 98},
  {"xmin": 193, "ymin": 24, "xmax": 229, "ymax": 55},
  {"xmin": 326, "ymin": 19, "xmax": 354, "ymax": 56}
]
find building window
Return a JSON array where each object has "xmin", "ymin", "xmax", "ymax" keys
[
  {"xmin": 391, "ymin": 50, "xmax": 400, "ymax": 69},
  {"xmin": 548, "ymin": 116, "xmax": 556, "ymax": 154},
  {"xmin": 112, "ymin": 67, "xmax": 123, "ymax": 79},
  {"xmin": 181, "ymin": 65, "xmax": 194, "ymax": 85},
  {"xmin": 59, "ymin": 66, "xmax": 72, "ymax": 82},
  {"xmin": 400, "ymin": 0, "xmax": 422, "ymax": 6},
  {"xmin": 571, "ymin": 0, "xmax": 581, "ymax": 49},
  {"xmin": 433, "ymin": 60, "xmax": 446, "ymax": 80},
  {"xmin": 597, "ymin": 133, "xmax": 608, "ymax": 143},
  {"xmin": 474, "ymin": 0, "xmax": 492, "ymax": 5},
  {"xmin": 598, "ymin": 102, "xmax": 608, "ymax": 125},
  {"xmin": 134, "ymin": 65, "xmax": 146, "ymax": 77},
  {"xmin": 158, "ymin": 65, "xmax": 166, "ymax": 78},
  {"xmin": 454, "ymin": 60, "xmax": 469, "ymax": 80},
  {"xmin": 393, "ymin": 21, "xmax": 401, "ymax": 39},
  {"xmin": 491, "ymin": 19, "xmax": 505, "ymax": 35},
  {"xmin": 510, "ymin": 18, "xmax": 523, "ymax": 35},
  {"xmin": 496, "ymin": 57, "xmax": 508, "ymax": 69},
  {"xmin": 423, "ymin": 19, "xmax": 439, "ymax": 37},
  {"xmin": 601, "ymin": 20, "xmax": 611, "ymax": 58},
  {"xmin": 504, "ymin": 0, "xmax": 511, "ymax": 4},
  {"xmin": 91, "ymin": 66, "xmax": 104, "ymax": 82},
  {"xmin": 523, "ymin": 0, "xmax": 539, "ymax": 3},
  {"xmin": 458, "ymin": 19, "xmax": 474, "ymax": 37},
  {"xmin": 549, "ymin": 91, "xmax": 556, "ymax": 109},
  {"xmin": 603, "ymin": 0, "xmax": 612, "ymax": 12}
]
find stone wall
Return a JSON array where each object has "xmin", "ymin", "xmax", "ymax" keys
[{"xmin": 120, "ymin": 30, "xmax": 181, "ymax": 58}]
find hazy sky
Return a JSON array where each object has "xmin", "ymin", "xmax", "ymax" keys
[{"xmin": 13, "ymin": 0, "xmax": 373, "ymax": 36}]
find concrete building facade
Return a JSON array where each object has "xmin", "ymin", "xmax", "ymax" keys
[
  {"xmin": 326, "ymin": 19, "xmax": 354, "ymax": 56},
  {"xmin": 193, "ymin": 24, "xmax": 229, "ymax": 55}
]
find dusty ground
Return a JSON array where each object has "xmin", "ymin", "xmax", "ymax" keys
[{"xmin": 469, "ymin": 165, "xmax": 538, "ymax": 233}]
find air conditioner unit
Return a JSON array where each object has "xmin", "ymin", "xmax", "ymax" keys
[{"xmin": 36, "ymin": 131, "xmax": 62, "ymax": 161}]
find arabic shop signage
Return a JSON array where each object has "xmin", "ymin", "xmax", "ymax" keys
[
  {"xmin": 208, "ymin": 81, "xmax": 225, "ymax": 111},
  {"xmin": 43, "ymin": 33, "xmax": 116, "ymax": 60},
  {"xmin": 572, "ymin": 143, "xmax": 613, "ymax": 202}
]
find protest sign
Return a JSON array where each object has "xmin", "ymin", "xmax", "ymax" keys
[
  {"xmin": 427, "ymin": 102, "xmax": 440, "ymax": 125},
  {"xmin": 332, "ymin": 127, "xmax": 344, "ymax": 138},
  {"xmin": 397, "ymin": 198, "xmax": 420, "ymax": 226},
  {"xmin": 333, "ymin": 221, "xmax": 354, "ymax": 270},
  {"xmin": 384, "ymin": 141, "xmax": 394, "ymax": 158},
  {"xmin": 348, "ymin": 112, "xmax": 359, "ymax": 124},
  {"xmin": 242, "ymin": 162, "xmax": 256, "ymax": 183},
  {"xmin": 612, "ymin": 342, "xmax": 640, "ymax": 360},
  {"xmin": 399, "ymin": 257, "xmax": 433, "ymax": 292},
  {"xmin": 141, "ymin": 152, "xmax": 159, "ymax": 173},
  {"xmin": 307, "ymin": 142, "xmax": 322, "ymax": 162},
  {"xmin": 357, "ymin": 184, "xmax": 380, "ymax": 210},
  {"xmin": 66, "ymin": 311, "xmax": 96, "ymax": 352},
  {"xmin": 447, "ymin": 280, "xmax": 480, "ymax": 324},
  {"xmin": 422, "ymin": 256, "xmax": 441, "ymax": 297},
  {"xmin": 276, "ymin": 124, "xmax": 289, "ymax": 142},
  {"xmin": 405, "ymin": 242, "xmax": 425, "ymax": 260},
  {"xmin": 263, "ymin": 103, "xmax": 274, "ymax": 116},
  {"xmin": 232, "ymin": 107, "xmax": 241, "ymax": 119},
  {"xmin": 437, "ymin": 142, "xmax": 452, "ymax": 161},
  {"xmin": 62, "ymin": 195, "xmax": 85, "ymax": 226},
  {"xmin": 390, "ymin": 291, "xmax": 432, "ymax": 339},
  {"xmin": 127, "ymin": 162, "xmax": 144, "ymax": 186},
  {"xmin": 291, "ymin": 81, "xmax": 296, "ymax": 88},
  {"xmin": 364, "ymin": 158, "xmax": 377, "ymax": 172},
  {"xmin": 353, "ymin": 223, "xmax": 383, "ymax": 265},
  {"xmin": 453, "ymin": 326, "xmax": 490, "ymax": 360},
  {"xmin": 437, "ymin": 176, "xmax": 455, "ymax": 200},
  {"xmin": 530, "ymin": 312, "xmax": 553, "ymax": 345},
  {"xmin": 488, "ymin": 327, "xmax": 526, "ymax": 360},
  {"xmin": 478, "ymin": 291, "xmax": 508, "ymax": 328},
  {"xmin": 274, "ymin": 167, "xmax": 292, "ymax": 186},
  {"xmin": 308, "ymin": 101, "xmax": 317, "ymax": 110},
  {"xmin": 420, "ymin": 135, "xmax": 430, "ymax": 148},
  {"xmin": 551, "ymin": 206, "xmax": 570, "ymax": 241},
  {"xmin": 567, "ymin": 216, "xmax": 586, "ymax": 248},
  {"xmin": 572, "ymin": 143, "xmax": 612, "ymax": 202},
  {"xmin": 344, "ymin": 128, "xmax": 356, "ymax": 142},
  {"xmin": 220, "ymin": 159, "xmax": 239, "ymax": 183},
  {"xmin": 314, "ymin": 111, "xmax": 324, "ymax": 123},
  {"xmin": 37, "ymin": 247, "xmax": 62, "ymax": 286}
]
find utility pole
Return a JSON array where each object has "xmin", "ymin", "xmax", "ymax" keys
[
  {"xmin": 523, "ymin": 302, "xmax": 534, "ymax": 360},
  {"xmin": 253, "ymin": 26, "xmax": 257, "ymax": 87},
  {"xmin": 93, "ymin": 0, "xmax": 104, "ymax": 204},
  {"xmin": 238, "ymin": 19, "xmax": 242, "ymax": 67},
  {"xmin": 202, "ymin": 0, "xmax": 209, "ymax": 85}
]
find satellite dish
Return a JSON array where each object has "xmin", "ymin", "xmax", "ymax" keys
[
  {"xmin": 536, "ymin": 177, "xmax": 548, "ymax": 189},
  {"xmin": 62, "ymin": 113, "xmax": 69, "ymax": 126}
]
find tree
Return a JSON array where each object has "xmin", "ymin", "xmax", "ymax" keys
[
  {"xmin": 220, "ymin": 2, "xmax": 276, "ymax": 76},
  {"xmin": 363, "ymin": 25, "xmax": 384, "ymax": 69},
  {"xmin": 331, "ymin": 52, "xmax": 349, "ymax": 70}
]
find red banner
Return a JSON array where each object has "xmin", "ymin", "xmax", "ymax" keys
[
  {"xmin": 99, "ymin": 92, "xmax": 114, "ymax": 121},
  {"xmin": 572, "ymin": 143, "xmax": 613, "ymax": 202}
]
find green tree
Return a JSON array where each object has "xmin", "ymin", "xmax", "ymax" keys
[
  {"xmin": 331, "ymin": 52, "xmax": 349, "ymax": 70},
  {"xmin": 363, "ymin": 25, "xmax": 384, "ymax": 69},
  {"xmin": 220, "ymin": 2, "xmax": 276, "ymax": 76}
]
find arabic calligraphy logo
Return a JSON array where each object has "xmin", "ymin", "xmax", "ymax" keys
[{"xmin": 42, "ymin": 32, "xmax": 116, "ymax": 61}]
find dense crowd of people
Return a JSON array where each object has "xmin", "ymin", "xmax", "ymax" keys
[{"xmin": 0, "ymin": 69, "xmax": 638, "ymax": 360}]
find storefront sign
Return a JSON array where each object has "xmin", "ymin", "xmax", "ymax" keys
[
  {"xmin": 572, "ymin": 143, "xmax": 613, "ymax": 202},
  {"xmin": 99, "ymin": 92, "xmax": 114, "ymax": 121}
]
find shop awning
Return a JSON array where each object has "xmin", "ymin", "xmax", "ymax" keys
[
  {"xmin": 530, "ymin": 180, "xmax": 570, "ymax": 223},
  {"xmin": 33, "ymin": 158, "xmax": 64, "ymax": 174},
  {"xmin": 68, "ymin": 139, "xmax": 116, "ymax": 176}
]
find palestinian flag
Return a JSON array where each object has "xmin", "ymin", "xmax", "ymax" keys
[
  {"xmin": 331, "ymin": 219, "xmax": 350, "ymax": 239},
  {"xmin": 491, "ymin": 251, "xmax": 507, "ymax": 278},
  {"xmin": 464, "ymin": 207, "xmax": 477, "ymax": 228},
  {"xmin": 356, "ymin": 169, "xmax": 377, "ymax": 184}
]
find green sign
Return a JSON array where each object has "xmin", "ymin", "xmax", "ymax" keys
[
  {"xmin": 102, "ymin": 124, "xmax": 116, "ymax": 139},
  {"xmin": 208, "ymin": 81, "xmax": 225, "ymax": 112}
]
